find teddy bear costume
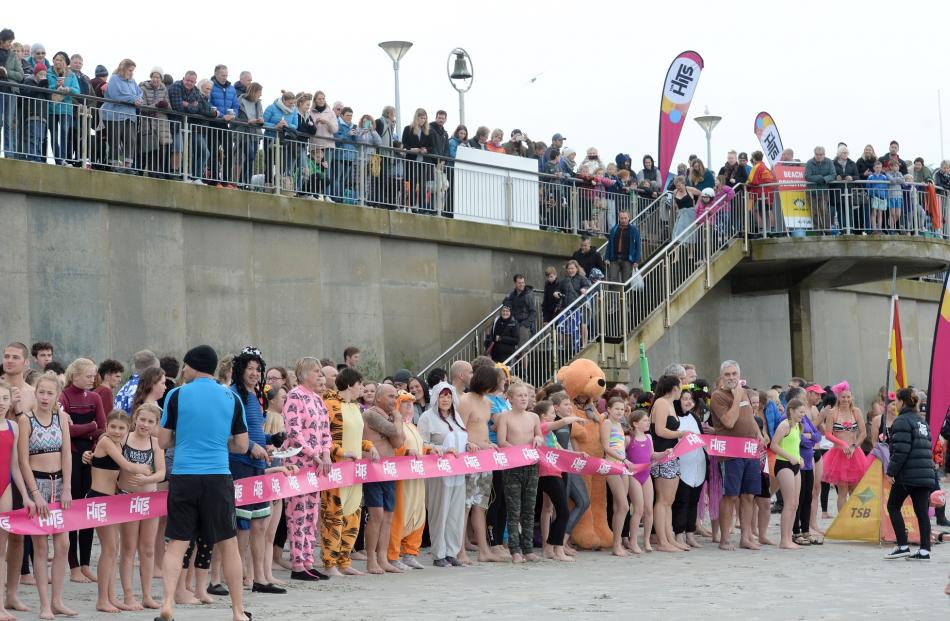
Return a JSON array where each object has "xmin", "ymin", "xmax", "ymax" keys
[{"xmin": 556, "ymin": 359, "xmax": 613, "ymax": 549}]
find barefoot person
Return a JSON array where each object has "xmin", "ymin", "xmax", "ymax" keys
[
  {"xmin": 157, "ymin": 345, "xmax": 251, "ymax": 621},
  {"xmin": 495, "ymin": 382, "xmax": 543, "ymax": 563},
  {"xmin": 537, "ymin": 400, "xmax": 582, "ymax": 561},
  {"xmin": 710, "ymin": 360, "xmax": 761, "ymax": 551},
  {"xmin": 457, "ymin": 366, "xmax": 503, "ymax": 563},
  {"xmin": 770, "ymin": 399, "xmax": 805, "ymax": 549},
  {"xmin": 0, "ymin": 380, "xmax": 34, "ymax": 621},
  {"xmin": 361, "ymin": 384, "xmax": 406, "ymax": 574},
  {"xmin": 2, "ymin": 342, "xmax": 36, "ymax": 614},
  {"xmin": 418, "ymin": 383, "xmax": 468, "ymax": 568},
  {"xmin": 672, "ymin": 389, "xmax": 706, "ymax": 549},
  {"xmin": 820, "ymin": 382, "xmax": 868, "ymax": 511},
  {"xmin": 650, "ymin": 375, "xmax": 689, "ymax": 553},
  {"xmin": 601, "ymin": 397, "xmax": 633, "ymax": 557},
  {"xmin": 118, "ymin": 403, "xmax": 165, "ymax": 610},
  {"xmin": 82, "ymin": 409, "xmax": 152, "ymax": 612},
  {"xmin": 321, "ymin": 368, "xmax": 377, "ymax": 576},
  {"xmin": 625, "ymin": 410, "xmax": 665, "ymax": 553},
  {"xmin": 17, "ymin": 372, "xmax": 76, "ymax": 619},
  {"xmin": 551, "ymin": 392, "xmax": 590, "ymax": 555}
]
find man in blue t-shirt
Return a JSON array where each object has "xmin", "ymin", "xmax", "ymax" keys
[{"xmin": 158, "ymin": 345, "xmax": 250, "ymax": 621}]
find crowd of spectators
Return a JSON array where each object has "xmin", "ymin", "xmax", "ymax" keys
[{"xmin": 2, "ymin": 28, "xmax": 950, "ymax": 236}]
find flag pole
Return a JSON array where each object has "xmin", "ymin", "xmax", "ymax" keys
[{"xmin": 882, "ymin": 266, "xmax": 898, "ymax": 445}]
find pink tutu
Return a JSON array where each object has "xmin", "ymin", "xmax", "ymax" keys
[{"xmin": 821, "ymin": 446, "xmax": 870, "ymax": 485}]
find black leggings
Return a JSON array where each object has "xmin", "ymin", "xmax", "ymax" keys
[
  {"xmin": 887, "ymin": 483, "xmax": 932, "ymax": 551},
  {"xmin": 793, "ymin": 469, "xmax": 814, "ymax": 535},
  {"xmin": 820, "ymin": 482, "xmax": 831, "ymax": 512},
  {"xmin": 183, "ymin": 537, "xmax": 213, "ymax": 570},
  {"xmin": 672, "ymin": 481, "xmax": 703, "ymax": 534},
  {"xmin": 68, "ymin": 453, "xmax": 93, "ymax": 568},
  {"xmin": 538, "ymin": 476, "xmax": 569, "ymax": 545},
  {"xmin": 487, "ymin": 472, "xmax": 507, "ymax": 547},
  {"xmin": 274, "ymin": 500, "xmax": 287, "ymax": 549}
]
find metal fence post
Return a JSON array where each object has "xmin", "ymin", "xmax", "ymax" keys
[
  {"xmin": 505, "ymin": 174, "xmax": 514, "ymax": 226},
  {"xmin": 843, "ymin": 186, "xmax": 852, "ymax": 235},
  {"xmin": 704, "ymin": 218, "xmax": 712, "ymax": 288},
  {"xmin": 181, "ymin": 117, "xmax": 191, "ymax": 181},
  {"xmin": 664, "ymin": 253, "xmax": 672, "ymax": 328},
  {"xmin": 620, "ymin": 283, "xmax": 629, "ymax": 364},
  {"xmin": 79, "ymin": 104, "xmax": 90, "ymax": 166},
  {"xmin": 274, "ymin": 133, "xmax": 282, "ymax": 195}
]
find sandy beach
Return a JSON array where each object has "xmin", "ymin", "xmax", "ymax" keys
[{"xmin": 6, "ymin": 512, "xmax": 948, "ymax": 621}]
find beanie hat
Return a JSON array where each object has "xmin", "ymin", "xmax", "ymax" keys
[
  {"xmin": 392, "ymin": 369, "xmax": 412, "ymax": 384},
  {"xmin": 150, "ymin": 66, "xmax": 163, "ymax": 78},
  {"xmin": 94, "ymin": 64, "xmax": 108, "ymax": 78},
  {"xmin": 183, "ymin": 345, "xmax": 218, "ymax": 376},
  {"xmin": 32, "ymin": 64, "xmax": 47, "ymax": 75}
]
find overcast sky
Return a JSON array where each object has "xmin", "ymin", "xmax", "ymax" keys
[{"xmin": 11, "ymin": 1, "xmax": 949, "ymax": 169}]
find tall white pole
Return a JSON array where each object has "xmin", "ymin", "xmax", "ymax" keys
[
  {"xmin": 939, "ymin": 90, "xmax": 945, "ymax": 163},
  {"xmin": 393, "ymin": 60, "xmax": 402, "ymax": 132},
  {"xmin": 458, "ymin": 91, "xmax": 465, "ymax": 127}
]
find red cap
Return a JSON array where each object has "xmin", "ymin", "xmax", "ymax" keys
[{"xmin": 804, "ymin": 384, "xmax": 825, "ymax": 394}]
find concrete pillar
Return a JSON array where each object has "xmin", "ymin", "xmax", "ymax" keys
[{"xmin": 788, "ymin": 287, "xmax": 813, "ymax": 380}]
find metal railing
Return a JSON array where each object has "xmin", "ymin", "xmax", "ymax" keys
[
  {"xmin": 746, "ymin": 180, "xmax": 950, "ymax": 239},
  {"xmin": 0, "ymin": 84, "xmax": 659, "ymax": 236},
  {"xmin": 503, "ymin": 186, "xmax": 748, "ymax": 387},
  {"xmin": 418, "ymin": 191, "xmax": 675, "ymax": 376}
]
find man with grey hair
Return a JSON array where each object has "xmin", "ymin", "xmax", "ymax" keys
[
  {"xmin": 709, "ymin": 359, "xmax": 761, "ymax": 551},
  {"xmin": 682, "ymin": 364, "xmax": 697, "ymax": 384},
  {"xmin": 663, "ymin": 363, "xmax": 686, "ymax": 381},
  {"xmin": 805, "ymin": 146, "xmax": 836, "ymax": 229},
  {"xmin": 935, "ymin": 160, "xmax": 950, "ymax": 194},
  {"xmin": 114, "ymin": 349, "xmax": 160, "ymax": 412}
]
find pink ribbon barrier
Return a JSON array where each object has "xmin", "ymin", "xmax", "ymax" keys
[{"xmin": 0, "ymin": 433, "xmax": 759, "ymax": 535}]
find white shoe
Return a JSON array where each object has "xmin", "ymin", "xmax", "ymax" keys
[
  {"xmin": 390, "ymin": 559, "xmax": 410, "ymax": 571},
  {"xmin": 401, "ymin": 555, "xmax": 424, "ymax": 570},
  {"xmin": 191, "ymin": 178, "xmax": 204, "ymax": 185}
]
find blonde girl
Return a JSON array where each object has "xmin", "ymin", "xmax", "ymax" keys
[
  {"xmin": 0, "ymin": 381, "xmax": 33, "ymax": 621},
  {"xmin": 625, "ymin": 409, "xmax": 671, "ymax": 554},
  {"xmin": 770, "ymin": 398, "xmax": 806, "ymax": 550},
  {"xmin": 118, "ymin": 403, "xmax": 165, "ymax": 610},
  {"xmin": 263, "ymin": 386, "xmax": 289, "ymax": 581},
  {"xmin": 601, "ymin": 397, "xmax": 632, "ymax": 556},
  {"xmin": 17, "ymin": 372, "xmax": 75, "ymax": 619}
]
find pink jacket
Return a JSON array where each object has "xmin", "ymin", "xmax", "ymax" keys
[
  {"xmin": 283, "ymin": 384, "xmax": 332, "ymax": 467},
  {"xmin": 696, "ymin": 185, "xmax": 736, "ymax": 220},
  {"xmin": 308, "ymin": 106, "xmax": 339, "ymax": 149}
]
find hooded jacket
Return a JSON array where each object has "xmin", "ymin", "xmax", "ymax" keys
[
  {"xmin": 209, "ymin": 76, "xmax": 238, "ymax": 119},
  {"xmin": 887, "ymin": 408, "xmax": 937, "ymax": 489},
  {"xmin": 417, "ymin": 382, "xmax": 467, "ymax": 477},
  {"xmin": 486, "ymin": 313, "xmax": 520, "ymax": 362},
  {"xmin": 308, "ymin": 104, "xmax": 338, "ymax": 149}
]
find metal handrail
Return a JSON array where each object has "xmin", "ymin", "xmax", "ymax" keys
[
  {"xmin": 417, "ymin": 190, "xmax": 674, "ymax": 376},
  {"xmin": 502, "ymin": 184, "xmax": 746, "ymax": 364}
]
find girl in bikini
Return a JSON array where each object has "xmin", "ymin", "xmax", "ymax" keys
[
  {"xmin": 17, "ymin": 372, "xmax": 75, "ymax": 620},
  {"xmin": 601, "ymin": 397, "xmax": 633, "ymax": 557},
  {"xmin": 0, "ymin": 381, "xmax": 34, "ymax": 621},
  {"xmin": 625, "ymin": 409, "xmax": 673, "ymax": 554},
  {"xmin": 118, "ymin": 403, "xmax": 165, "ymax": 610},
  {"xmin": 81, "ymin": 409, "xmax": 151, "ymax": 613},
  {"xmin": 820, "ymin": 383, "xmax": 869, "ymax": 511}
]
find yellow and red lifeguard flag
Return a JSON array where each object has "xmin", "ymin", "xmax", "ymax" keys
[
  {"xmin": 889, "ymin": 296, "xmax": 907, "ymax": 390},
  {"xmin": 927, "ymin": 272, "xmax": 950, "ymax": 447}
]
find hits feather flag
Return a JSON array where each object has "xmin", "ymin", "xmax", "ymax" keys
[
  {"xmin": 927, "ymin": 271, "xmax": 950, "ymax": 447},
  {"xmin": 889, "ymin": 296, "xmax": 907, "ymax": 390},
  {"xmin": 657, "ymin": 51, "xmax": 703, "ymax": 186}
]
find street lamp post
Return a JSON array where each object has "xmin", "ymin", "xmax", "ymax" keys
[
  {"xmin": 693, "ymin": 106, "xmax": 722, "ymax": 167},
  {"xmin": 447, "ymin": 48, "xmax": 473, "ymax": 126},
  {"xmin": 378, "ymin": 40, "xmax": 413, "ymax": 130}
]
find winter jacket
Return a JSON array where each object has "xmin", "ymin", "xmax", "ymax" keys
[
  {"xmin": 429, "ymin": 122, "xmax": 450, "ymax": 158},
  {"xmin": 486, "ymin": 315, "xmax": 520, "ymax": 362},
  {"xmin": 137, "ymin": 80, "xmax": 172, "ymax": 148},
  {"xmin": 558, "ymin": 273, "xmax": 591, "ymax": 306},
  {"xmin": 886, "ymin": 408, "xmax": 937, "ymax": 489},
  {"xmin": 448, "ymin": 136, "xmax": 466, "ymax": 158},
  {"xmin": 467, "ymin": 137, "xmax": 486, "ymax": 150},
  {"xmin": 334, "ymin": 119, "xmax": 357, "ymax": 160},
  {"xmin": 718, "ymin": 162, "xmax": 748, "ymax": 187},
  {"xmin": 99, "ymin": 74, "xmax": 142, "ymax": 122},
  {"xmin": 0, "ymin": 47, "xmax": 25, "ymax": 91},
  {"xmin": 263, "ymin": 99, "xmax": 297, "ymax": 137},
  {"xmin": 687, "ymin": 170, "xmax": 715, "ymax": 191},
  {"xmin": 308, "ymin": 105, "xmax": 338, "ymax": 149},
  {"xmin": 804, "ymin": 157, "xmax": 836, "ymax": 185},
  {"xmin": 878, "ymin": 154, "xmax": 908, "ymax": 175},
  {"xmin": 19, "ymin": 75, "xmax": 49, "ymax": 122},
  {"xmin": 855, "ymin": 156, "xmax": 878, "ymax": 181},
  {"xmin": 401, "ymin": 125, "xmax": 434, "ymax": 161},
  {"xmin": 913, "ymin": 165, "xmax": 934, "ymax": 184},
  {"xmin": 375, "ymin": 116, "xmax": 397, "ymax": 148},
  {"xmin": 236, "ymin": 94, "xmax": 263, "ymax": 135},
  {"xmin": 637, "ymin": 167, "xmax": 662, "ymax": 193},
  {"xmin": 604, "ymin": 223, "xmax": 641, "ymax": 264},
  {"xmin": 832, "ymin": 158, "xmax": 858, "ymax": 184},
  {"xmin": 46, "ymin": 69, "xmax": 80, "ymax": 116},
  {"xmin": 208, "ymin": 77, "xmax": 238, "ymax": 118},
  {"xmin": 167, "ymin": 80, "xmax": 200, "ymax": 117},
  {"xmin": 542, "ymin": 280, "xmax": 561, "ymax": 322},
  {"xmin": 935, "ymin": 170, "xmax": 950, "ymax": 194},
  {"xmin": 503, "ymin": 140, "xmax": 529, "ymax": 158},
  {"xmin": 571, "ymin": 248, "xmax": 606, "ymax": 278},
  {"xmin": 503, "ymin": 287, "xmax": 536, "ymax": 332}
]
